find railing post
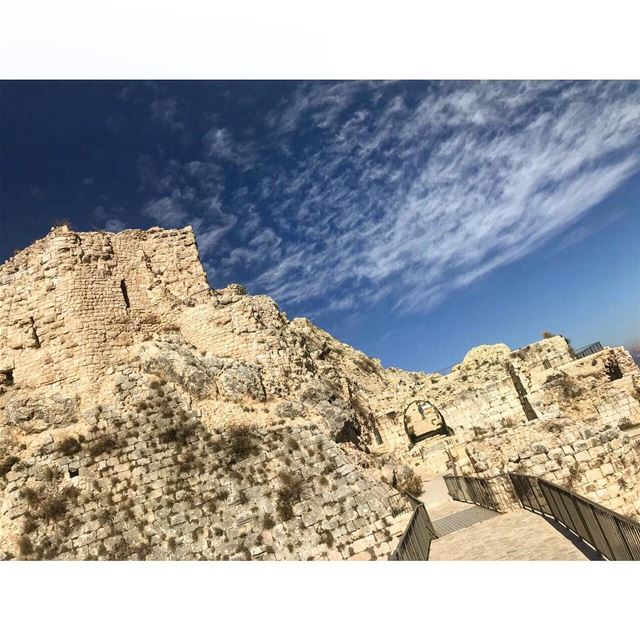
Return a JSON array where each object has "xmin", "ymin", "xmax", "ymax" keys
[
  {"xmin": 570, "ymin": 493, "xmax": 597, "ymax": 551},
  {"xmin": 588, "ymin": 502, "xmax": 614, "ymax": 560},
  {"xmin": 510, "ymin": 474, "xmax": 525, "ymax": 509},
  {"xmin": 528, "ymin": 476, "xmax": 544, "ymax": 513},
  {"xmin": 613, "ymin": 517, "xmax": 635, "ymax": 561}
]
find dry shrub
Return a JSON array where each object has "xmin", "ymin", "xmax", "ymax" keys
[
  {"xmin": 88, "ymin": 435, "xmax": 119, "ymax": 458},
  {"xmin": 546, "ymin": 373, "xmax": 580, "ymax": 399},
  {"xmin": 160, "ymin": 424, "xmax": 195, "ymax": 447},
  {"xmin": 355, "ymin": 355, "xmax": 377, "ymax": 375},
  {"xmin": 500, "ymin": 417, "xmax": 515, "ymax": 429},
  {"xmin": 618, "ymin": 417, "xmax": 639, "ymax": 431},
  {"xmin": 285, "ymin": 437, "xmax": 299, "ymax": 452},
  {"xmin": 395, "ymin": 467, "xmax": 424, "ymax": 497},
  {"xmin": 276, "ymin": 472, "xmax": 304, "ymax": 521},
  {"xmin": 262, "ymin": 513, "xmax": 275, "ymax": 529},
  {"xmin": 0, "ymin": 455, "xmax": 20, "ymax": 478},
  {"xmin": 39, "ymin": 496, "xmax": 67, "ymax": 520},
  {"xmin": 58, "ymin": 437, "xmax": 81, "ymax": 456},
  {"xmin": 226, "ymin": 425, "xmax": 258, "ymax": 463},
  {"xmin": 566, "ymin": 463, "xmax": 583, "ymax": 489},
  {"xmin": 18, "ymin": 535, "xmax": 33, "ymax": 557},
  {"xmin": 319, "ymin": 529, "xmax": 334, "ymax": 548}
]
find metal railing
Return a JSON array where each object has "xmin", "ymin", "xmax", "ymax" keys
[
  {"xmin": 509, "ymin": 473, "xmax": 640, "ymax": 560},
  {"xmin": 389, "ymin": 493, "xmax": 438, "ymax": 561},
  {"xmin": 573, "ymin": 341, "xmax": 604, "ymax": 360},
  {"xmin": 387, "ymin": 491, "xmax": 414, "ymax": 517},
  {"xmin": 443, "ymin": 474, "xmax": 517, "ymax": 513}
]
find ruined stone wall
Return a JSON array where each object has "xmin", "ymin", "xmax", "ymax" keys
[
  {"xmin": 510, "ymin": 336, "xmax": 576, "ymax": 391},
  {"xmin": 0, "ymin": 225, "xmax": 209, "ymax": 394},
  {"xmin": 422, "ymin": 337, "xmax": 574, "ymax": 440},
  {"xmin": 528, "ymin": 347, "xmax": 640, "ymax": 429},
  {"xmin": 0, "ymin": 337, "xmax": 411, "ymax": 560},
  {"xmin": 373, "ymin": 339, "xmax": 639, "ymax": 472},
  {"xmin": 456, "ymin": 418, "xmax": 640, "ymax": 519},
  {"xmin": 0, "ymin": 226, "xmax": 418, "ymax": 560},
  {"xmin": 178, "ymin": 290, "xmax": 318, "ymax": 398}
]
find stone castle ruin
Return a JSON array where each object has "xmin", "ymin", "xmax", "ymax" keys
[{"xmin": 1, "ymin": 225, "xmax": 639, "ymax": 559}]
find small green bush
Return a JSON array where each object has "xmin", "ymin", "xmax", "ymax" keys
[{"xmin": 396, "ymin": 468, "xmax": 423, "ymax": 497}]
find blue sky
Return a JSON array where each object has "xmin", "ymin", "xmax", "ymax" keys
[{"xmin": 1, "ymin": 81, "xmax": 639, "ymax": 371}]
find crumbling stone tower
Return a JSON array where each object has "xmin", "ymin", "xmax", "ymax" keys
[{"xmin": 0, "ymin": 225, "xmax": 210, "ymax": 393}]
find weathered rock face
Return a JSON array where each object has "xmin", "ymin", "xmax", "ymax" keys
[
  {"xmin": 1, "ymin": 224, "xmax": 639, "ymax": 559},
  {"xmin": 0, "ymin": 226, "xmax": 414, "ymax": 560}
]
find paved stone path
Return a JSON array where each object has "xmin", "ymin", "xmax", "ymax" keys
[
  {"xmin": 421, "ymin": 476, "xmax": 598, "ymax": 561},
  {"xmin": 429, "ymin": 509, "xmax": 595, "ymax": 560}
]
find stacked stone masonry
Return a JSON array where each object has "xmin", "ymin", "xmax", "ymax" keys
[{"xmin": 1, "ymin": 225, "xmax": 639, "ymax": 559}]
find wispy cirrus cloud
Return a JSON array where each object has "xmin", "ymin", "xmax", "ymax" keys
[
  {"xmin": 250, "ymin": 81, "xmax": 640, "ymax": 314},
  {"xmin": 134, "ymin": 81, "xmax": 640, "ymax": 316},
  {"xmin": 203, "ymin": 127, "xmax": 258, "ymax": 170},
  {"xmin": 150, "ymin": 97, "xmax": 183, "ymax": 130}
]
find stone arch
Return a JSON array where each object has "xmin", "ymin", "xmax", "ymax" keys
[{"xmin": 402, "ymin": 399, "xmax": 453, "ymax": 444}]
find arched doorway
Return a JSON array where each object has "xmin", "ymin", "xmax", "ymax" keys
[{"xmin": 403, "ymin": 399, "xmax": 452, "ymax": 444}]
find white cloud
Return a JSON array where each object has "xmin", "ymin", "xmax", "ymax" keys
[
  {"xmin": 138, "ymin": 153, "xmax": 240, "ymax": 262},
  {"xmin": 134, "ymin": 82, "xmax": 640, "ymax": 318},
  {"xmin": 150, "ymin": 97, "xmax": 183, "ymax": 130},
  {"xmin": 104, "ymin": 218, "xmax": 127, "ymax": 232},
  {"xmin": 247, "ymin": 81, "xmax": 640, "ymax": 315},
  {"xmin": 203, "ymin": 127, "xmax": 257, "ymax": 170},
  {"xmin": 141, "ymin": 196, "xmax": 188, "ymax": 227}
]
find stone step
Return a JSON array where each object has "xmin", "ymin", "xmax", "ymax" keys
[{"xmin": 432, "ymin": 505, "xmax": 499, "ymax": 537}]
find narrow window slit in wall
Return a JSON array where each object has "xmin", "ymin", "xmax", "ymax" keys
[
  {"xmin": 506, "ymin": 363, "xmax": 537, "ymax": 421},
  {"xmin": 120, "ymin": 279, "xmax": 131, "ymax": 309},
  {"xmin": 30, "ymin": 317, "xmax": 41, "ymax": 348},
  {"xmin": 1, "ymin": 368, "xmax": 14, "ymax": 385}
]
